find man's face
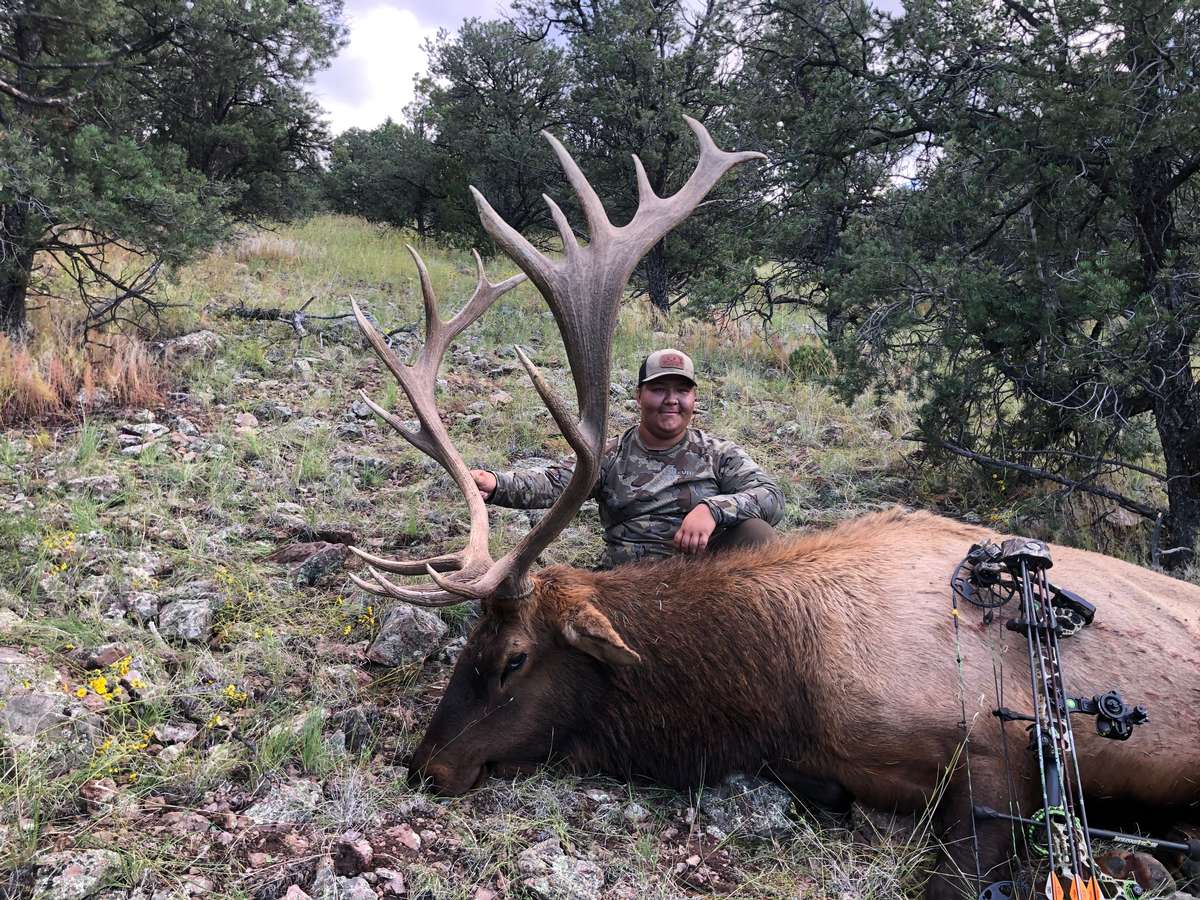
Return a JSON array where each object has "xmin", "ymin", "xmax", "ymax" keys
[{"xmin": 636, "ymin": 375, "xmax": 696, "ymax": 442}]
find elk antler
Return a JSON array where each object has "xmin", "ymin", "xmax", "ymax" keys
[
  {"xmin": 354, "ymin": 116, "xmax": 764, "ymax": 604},
  {"xmin": 346, "ymin": 247, "xmax": 525, "ymax": 607}
]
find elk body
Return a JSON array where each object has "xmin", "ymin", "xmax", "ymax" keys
[{"xmin": 346, "ymin": 119, "xmax": 1200, "ymax": 897}]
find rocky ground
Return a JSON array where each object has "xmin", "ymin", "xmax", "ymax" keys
[{"xmin": 2, "ymin": 219, "xmax": 1194, "ymax": 899}]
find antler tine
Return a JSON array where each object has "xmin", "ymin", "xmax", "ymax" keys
[
  {"xmin": 348, "ymin": 543, "xmax": 461, "ymax": 575},
  {"xmin": 349, "ymin": 567, "xmax": 474, "ymax": 608},
  {"xmin": 347, "ymin": 250, "xmax": 524, "ymax": 603},
  {"xmin": 620, "ymin": 116, "xmax": 767, "ymax": 259}
]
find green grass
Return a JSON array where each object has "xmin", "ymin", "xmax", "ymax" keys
[{"xmin": 12, "ymin": 214, "xmax": 1182, "ymax": 897}]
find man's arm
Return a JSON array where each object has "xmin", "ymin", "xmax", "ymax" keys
[
  {"xmin": 702, "ymin": 440, "xmax": 786, "ymax": 527},
  {"xmin": 480, "ymin": 459, "xmax": 579, "ymax": 509}
]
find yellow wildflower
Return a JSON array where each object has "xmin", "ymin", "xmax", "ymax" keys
[
  {"xmin": 89, "ymin": 674, "xmax": 110, "ymax": 696},
  {"xmin": 74, "ymin": 686, "xmax": 87, "ymax": 699}
]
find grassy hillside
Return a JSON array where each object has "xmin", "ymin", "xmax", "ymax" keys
[{"xmin": 0, "ymin": 216, "xmax": 1185, "ymax": 898}]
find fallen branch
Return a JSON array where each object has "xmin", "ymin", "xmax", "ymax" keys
[
  {"xmin": 904, "ymin": 434, "xmax": 1164, "ymax": 521},
  {"xmin": 219, "ymin": 297, "xmax": 355, "ymax": 341}
]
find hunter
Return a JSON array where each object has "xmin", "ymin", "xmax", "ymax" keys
[{"xmin": 471, "ymin": 348, "xmax": 785, "ymax": 568}]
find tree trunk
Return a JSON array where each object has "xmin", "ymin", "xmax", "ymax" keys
[
  {"xmin": 0, "ymin": 203, "xmax": 35, "ymax": 336},
  {"xmin": 645, "ymin": 240, "xmax": 669, "ymax": 314},
  {"xmin": 1153, "ymin": 363, "xmax": 1200, "ymax": 568}
]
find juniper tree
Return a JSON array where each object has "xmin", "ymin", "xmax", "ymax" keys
[
  {"xmin": 738, "ymin": 0, "xmax": 1200, "ymax": 564},
  {"xmin": 0, "ymin": 0, "xmax": 343, "ymax": 336}
]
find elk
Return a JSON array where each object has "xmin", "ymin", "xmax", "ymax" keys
[{"xmin": 347, "ymin": 118, "xmax": 1200, "ymax": 899}]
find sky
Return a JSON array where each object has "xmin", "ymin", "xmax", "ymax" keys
[
  {"xmin": 311, "ymin": 0, "xmax": 510, "ymax": 134},
  {"xmin": 310, "ymin": 0, "xmax": 905, "ymax": 135}
]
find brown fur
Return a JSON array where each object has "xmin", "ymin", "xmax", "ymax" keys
[{"xmin": 410, "ymin": 509, "xmax": 1200, "ymax": 897}]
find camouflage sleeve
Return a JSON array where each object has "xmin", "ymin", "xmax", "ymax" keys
[
  {"xmin": 487, "ymin": 460, "xmax": 578, "ymax": 509},
  {"xmin": 702, "ymin": 441, "xmax": 785, "ymax": 527}
]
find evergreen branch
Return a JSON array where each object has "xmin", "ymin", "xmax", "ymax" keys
[{"xmin": 906, "ymin": 435, "xmax": 1164, "ymax": 520}]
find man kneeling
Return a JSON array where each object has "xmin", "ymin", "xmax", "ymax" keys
[{"xmin": 471, "ymin": 348, "xmax": 783, "ymax": 568}]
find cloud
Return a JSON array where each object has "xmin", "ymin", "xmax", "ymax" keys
[{"xmin": 311, "ymin": 4, "xmax": 439, "ymax": 134}]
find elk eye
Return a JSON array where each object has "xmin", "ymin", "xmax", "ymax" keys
[{"xmin": 504, "ymin": 652, "xmax": 527, "ymax": 673}]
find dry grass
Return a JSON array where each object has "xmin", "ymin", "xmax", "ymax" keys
[{"xmin": 0, "ymin": 329, "xmax": 163, "ymax": 425}]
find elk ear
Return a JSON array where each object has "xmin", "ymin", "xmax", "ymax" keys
[{"xmin": 562, "ymin": 602, "xmax": 641, "ymax": 667}]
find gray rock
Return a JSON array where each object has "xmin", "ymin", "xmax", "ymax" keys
[
  {"xmin": 157, "ymin": 580, "xmax": 223, "ymax": 643},
  {"xmin": 350, "ymin": 399, "xmax": 373, "ymax": 419},
  {"xmin": 334, "ymin": 422, "xmax": 365, "ymax": 440},
  {"xmin": 335, "ymin": 453, "xmax": 391, "ymax": 475},
  {"xmin": 244, "ymin": 779, "xmax": 324, "ymax": 825},
  {"xmin": 32, "ymin": 849, "xmax": 122, "ymax": 899},
  {"xmin": 173, "ymin": 415, "xmax": 200, "ymax": 436},
  {"xmin": 65, "ymin": 475, "xmax": 120, "ymax": 500},
  {"xmin": 366, "ymin": 605, "xmax": 448, "ymax": 667},
  {"xmin": 517, "ymin": 838, "xmax": 603, "ymax": 900},
  {"xmin": 256, "ymin": 401, "xmax": 296, "ymax": 421},
  {"xmin": 330, "ymin": 704, "xmax": 380, "ymax": 752},
  {"xmin": 293, "ymin": 544, "xmax": 348, "ymax": 587},
  {"xmin": 698, "ymin": 773, "xmax": 795, "ymax": 840},
  {"xmin": 163, "ymin": 329, "xmax": 221, "ymax": 362},
  {"xmin": 124, "ymin": 422, "xmax": 168, "ymax": 439},
  {"xmin": 0, "ymin": 648, "xmax": 96, "ymax": 755},
  {"xmin": 337, "ymin": 877, "xmax": 376, "ymax": 900}
]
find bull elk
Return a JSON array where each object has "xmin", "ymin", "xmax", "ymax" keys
[{"xmin": 347, "ymin": 118, "xmax": 1200, "ymax": 898}]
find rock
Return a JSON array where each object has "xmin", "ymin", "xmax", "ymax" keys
[
  {"xmin": 284, "ymin": 888, "xmax": 312, "ymax": 900},
  {"xmin": 124, "ymin": 422, "xmax": 169, "ymax": 440},
  {"xmin": 32, "ymin": 849, "xmax": 122, "ymax": 899},
  {"xmin": 292, "ymin": 358, "xmax": 314, "ymax": 379},
  {"xmin": 244, "ymin": 779, "xmax": 324, "ymax": 825},
  {"xmin": 65, "ymin": 475, "xmax": 121, "ymax": 500},
  {"xmin": 335, "ymin": 453, "xmax": 391, "ymax": 476},
  {"xmin": 293, "ymin": 543, "xmax": 348, "ymax": 587},
  {"xmin": 337, "ymin": 877, "xmax": 376, "ymax": 900},
  {"xmin": 335, "ymin": 421, "xmax": 365, "ymax": 440},
  {"xmin": 366, "ymin": 605, "xmax": 448, "ymax": 667},
  {"xmin": 517, "ymin": 838, "xmax": 603, "ymax": 900},
  {"xmin": 350, "ymin": 399, "xmax": 373, "ymax": 419},
  {"xmin": 78, "ymin": 777, "xmax": 120, "ymax": 812},
  {"xmin": 121, "ymin": 591, "xmax": 160, "ymax": 624},
  {"xmin": 308, "ymin": 860, "xmax": 339, "ymax": 900},
  {"xmin": 0, "ymin": 648, "xmax": 96, "ymax": 756},
  {"xmin": 333, "ymin": 832, "xmax": 374, "ymax": 875},
  {"xmin": 163, "ymin": 330, "xmax": 221, "ymax": 362},
  {"xmin": 68, "ymin": 644, "xmax": 127, "ymax": 670},
  {"xmin": 153, "ymin": 722, "xmax": 199, "ymax": 744},
  {"xmin": 622, "ymin": 802, "xmax": 648, "ymax": 826},
  {"xmin": 330, "ymin": 704, "xmax": 379, "ymax": 752},
  {"xmin": 698, "ymin": 773, "xmax": 795, "ymax": 840},
  {"xmin": 157, "ymin": 580, "xmax": 223, "ymax": 643},
  {"xmin": 174, "ymin": 416, "xmax": 200, "ymax": 437},
  {"xmin": 377, "ymin": 869, "xmax": 405, "ymax": 896},
  {"xmin": 234, "ymin": 411, "xmax": 259, "ymax": 429},
  {"xmin": 256, "ymin": 401, "xmax": 296, "ymax": 421}
]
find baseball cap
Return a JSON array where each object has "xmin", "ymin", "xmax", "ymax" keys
[{"xmin": 638, "ymin": 348, "xmax": 696, "ymax": 386}]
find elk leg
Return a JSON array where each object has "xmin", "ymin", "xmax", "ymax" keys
[
  {"xmin": 926, "ymin": 778, "xmax": 1023, "ymax": 900},
  {"xmin": 770, "ymin": 766, "xmax": 854, "ymax": 827}
]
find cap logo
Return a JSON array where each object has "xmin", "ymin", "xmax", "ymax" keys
[{"xmin": 660, "ymin": 353, "xmax": 685, "ymax": 368}]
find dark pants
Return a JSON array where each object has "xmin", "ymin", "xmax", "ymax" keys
[{"xmin": 707, "ymin": 518, "xmax": 777, "ymax": 554}]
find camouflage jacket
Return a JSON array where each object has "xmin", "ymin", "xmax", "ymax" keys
[{"xmin": 487, "ymin": 427, "xmax": 785, "ymax": 567}]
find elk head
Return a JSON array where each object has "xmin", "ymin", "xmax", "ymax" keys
[{"xmin": 348, "ymin": 117, "xmax": 764, "ymax": 794}]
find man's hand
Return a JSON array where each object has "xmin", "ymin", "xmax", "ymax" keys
[
  {"xmin": 471, "ymin": 469, "xmax": 497, "ymax": 500},
  {"xmin": 674, "ymin": 503, "xmax": 717, "ymax": 554}
]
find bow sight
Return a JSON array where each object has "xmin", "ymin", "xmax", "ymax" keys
[{"xmin": 951, "ymin": 537, "xmax": 1192, "ymax": 900}]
